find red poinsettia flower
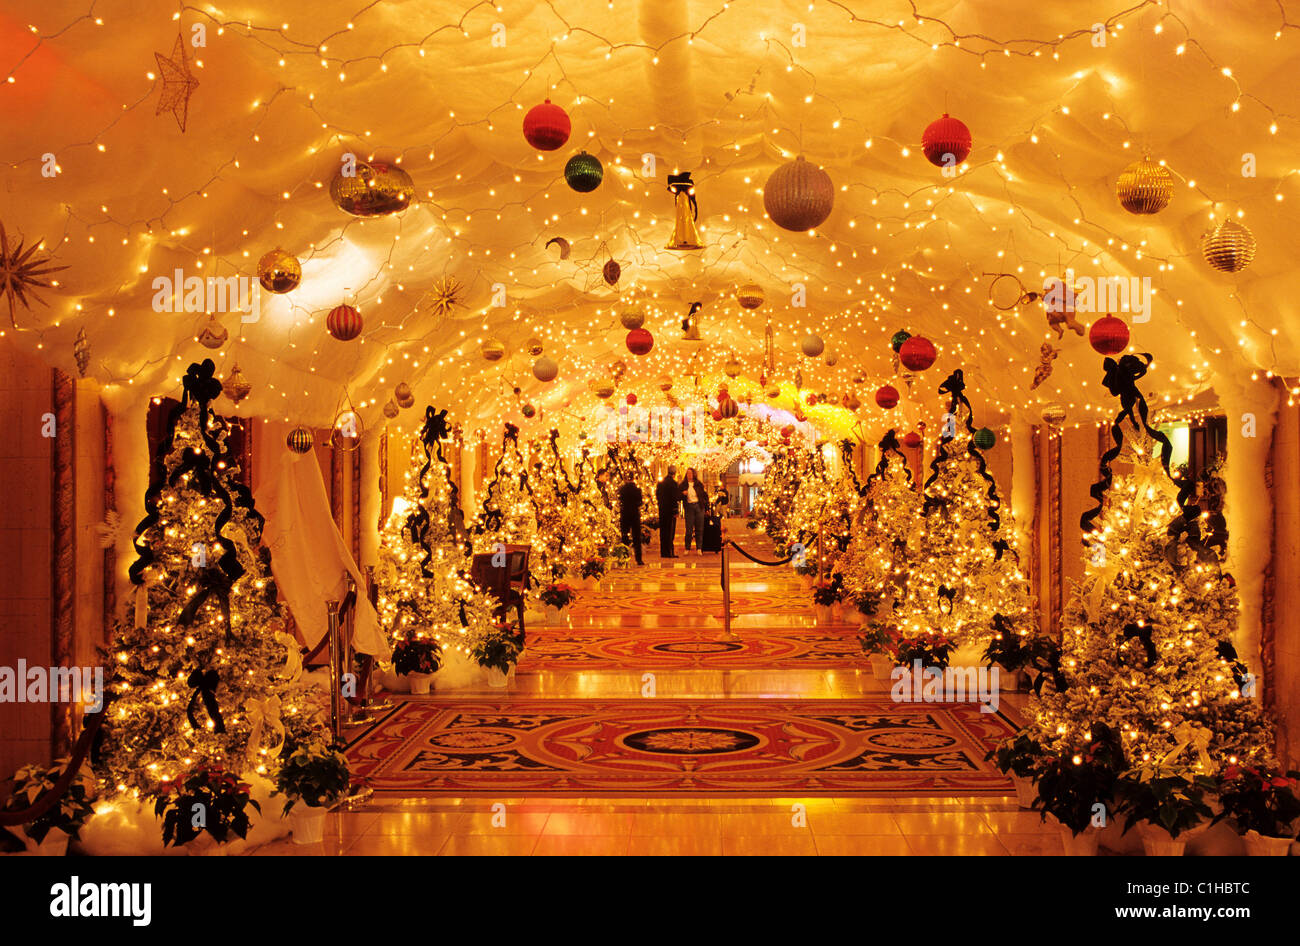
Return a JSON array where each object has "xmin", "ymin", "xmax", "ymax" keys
[
  {"xmin": 1271, "ymin": 776, "xmax": 1292, "ymax": 788},
  {"xmin": 1222, "ymin": 765, "xmax": 1241, "ymax": 780}
]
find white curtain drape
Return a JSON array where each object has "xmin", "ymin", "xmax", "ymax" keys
[{"xmin": 255, "ymin": 447, "xmax": 390, "ymax": 661}]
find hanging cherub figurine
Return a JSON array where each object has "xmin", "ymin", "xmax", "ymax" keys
[
  {"xmin": 1042, "ymin": 279, "xmax": 1087, "ymax": 338},
  {"xmin": 1029, "ymin": 342, "xmax": 1058, "ymax": 390}
]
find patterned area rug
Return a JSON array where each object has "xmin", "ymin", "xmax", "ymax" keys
[
  {"xmin": 568, "ymin": 589, "xmax": 814, "ymax": 615},
  {"xmin": 346, "ymin": 699, "xmax": 1017, "ymax": 796},
  {"xmin": 518, "ymin": 627, "xmax": 868, "ymax": 669}
]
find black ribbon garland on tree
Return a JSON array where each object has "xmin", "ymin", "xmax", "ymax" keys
[
  {"xmin": 403, "ymin": 407, "xmax": 453, "ymax": 579},
  {"xmin": 937, "ymin": 585, "xmax": 956, "ymax": 615},
  {"xmin": 866, "ymin": 429, "xmax": 916, "ymax": 491},
  {"xmin": 1215, "ymin": 640, "xmax": 1250, "ymax": 691},
  {"xmin": 1079, "ymin": 353, "xmax": 1203, "ymax": 554},
  {"xmin": 840, "ymin": 439, "xmax": 866, "ymax": 495},
  {"xmin": 1120, "ymin": 621, "xmax": 1159, "ymax": 667},
  {"xmin": 185, "ymin": 668, "xmax": 225, "ymax": 733},
  {"xmin": 922, "ymin": 370, "xmax": 1003, "ymax": 536},
  {"xmin": 472, "ymin": 423, "xmax": 532, "ymax": 537}
]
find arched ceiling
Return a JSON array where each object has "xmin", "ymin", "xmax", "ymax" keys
[{"xmin": 2, "ymin": 0, "xmax": 1297, "ymax": 445}]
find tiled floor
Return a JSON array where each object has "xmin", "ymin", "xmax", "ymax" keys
[{"xmin": 270, "ymin": 522, "xmax": 1061, "ymax": 855}]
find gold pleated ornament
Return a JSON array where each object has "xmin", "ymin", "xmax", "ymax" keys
[
  {"xmin": 736, "ymin": 284, "xmax": 764, "ymax": 310},
  {"xmin": 666, "ymin": 173, "xmax": 703, "ymax": 250},
  {"xmin": 222, "ymin": 363, "xmax": 252, "ymax": 404},
  {"xmin": 724, "ymin": 357, "xmax": 742, "ymax": 378},
  {"xmin": 590, "ymin": 378, "xmax": 615, "ymax": 399},
  {"xmin": 1201, "ymin": 219, "xmax": 1256, "ymax": 273},
  {"xmin": 1115, "ymin": 157, "xmax": 1173, "ymax": 215},
  {"xmin": 481, "ymin": 338, "xmax": 506, "ymax": 362}
]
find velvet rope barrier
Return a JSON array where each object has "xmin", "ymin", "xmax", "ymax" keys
[
  {"xmin": 1080, "ymin": 353, "xmax": 1202, "ymax": 551},
  {"xmin": 724, "ymin": 540, "xmax": 795, "ymax": 567}
]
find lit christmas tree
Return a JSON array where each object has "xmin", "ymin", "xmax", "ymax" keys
[
  {"xmin": 893, "ymin": 369, "xmax": 1034, "ymax": 650},
  {"xmin": 571, "ymin": 444, "xmax": 621, "ymax": 564},
  {"xmin": 1024, "ymin": 353, "xmax": 1274, "ymax": 776},
  {"xmin": 96, "ymin": 360, "xmax": 326, "ymax": 795},
  {"xmin": 752, "ymin": 447, "xmax": 802, "ymax": 549},
  {"xmin": 841, "ymin": 430, "xmax": 920, "ymax": 613},
  {"xmin": 528, "ymin": 429, "xmax": 582, "ymax": 581},
  {"xmin": 471, "ymin": 422, "xmax": 538, "ymax": 555},
  {"xmin": 605, "ymin": 444, "xmax": 656, "ymax": 527},
  {"xmin": 375, "ymin": 406, "xmax": 498, "ymax": 659}
]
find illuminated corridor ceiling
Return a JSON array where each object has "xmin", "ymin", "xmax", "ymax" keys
[{"xmin": 1, "ymin": 0, "xmax": 1297, "ymax": 441}]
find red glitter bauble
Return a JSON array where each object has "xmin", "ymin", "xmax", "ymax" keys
[
  {"xmin": 626, "ymin": 328, "xmax": 654, "ymax": 355},
  {"xmin": 523, "ymin": 100, "xmax": 571, "ymax": 151},
  {"xmin": 898, "ymin": 335, "xmax": 937, "ymax": 371},
  {"xmin": 875, "ymin": 385, "xmax": 900, "ymax": 409},
  {"xmin": 921, "ymin": 113, "xmax": 972, "ymax": 168},
  {"xmin": 1089, "ymin": 315, "xmax": 1130, "ymax": 356}
]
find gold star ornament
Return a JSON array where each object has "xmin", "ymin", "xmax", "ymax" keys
[
  {"xmin": 155, "ymin": 34, "xmax": 199, "ymax": 132},
  {"xmin": 0, "ymin": 223, "xmax": 66, "ymax": 327},
  {"xmin": 427, "ymin": 277, "xmax": 463, "ymax": 318}
]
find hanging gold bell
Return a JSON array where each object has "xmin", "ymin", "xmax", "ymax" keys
[{"xmin": 666, "ymin": 172, "xmax": 703, "ymax": 250}]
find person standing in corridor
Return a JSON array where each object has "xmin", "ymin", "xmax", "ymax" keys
[
  {"xmin": 656, "ymin": 466, "xmax": 681, "ymax": 558},
  {"xmin": 617, "ymin": 474, "xmax": 644, "ymax": 565},
  {"xmin": 680, "ymin": 467, "xmax": 706, "ymax": 555}
]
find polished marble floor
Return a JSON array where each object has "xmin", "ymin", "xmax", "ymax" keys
[{"xmin": 269, "ymin": 521, "xmax": 1062, "ymax": 855}]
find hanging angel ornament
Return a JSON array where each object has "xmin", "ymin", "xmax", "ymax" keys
[{"xmin": 1029, "ymin": 342, "xmax": 1058, "ymax": 390}]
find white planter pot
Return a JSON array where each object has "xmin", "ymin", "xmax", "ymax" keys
[
  {"xmin": 1138, "ymin": 822, "xmax": 1189, "ymax": 856},
  {"xmin": 486, "ymin": 667, "xmax": 508, "ymax": 688},
  {"xmin": 543, "ymin": 604, "xmax": 564, "ymax": 626},
  {"xmin": 813, "ymin": 604, "xmax": 834, "ymax": 624},
  {"xmin": 868, "ymin": 653, "xmax": 895, "ymax": 681},
  {"xmin": 1059, "ymin": 825, "xmax": 1100, "ymax": 856},
  {"xmin": 27, "ymin": 831, "xmax": 70, "ymax": 856},
  {"xmin": 997, "ymin": 665, "xmax": 1023, "ymax": 692},
  {"xmin": 1243, "ymin": 829, "xmax": 1293, "ymax": 856},
  {"xmin": 290, "ymin": 805, "xmax": 327, "ymax": 845},
  {"xmin": 1011, "ymin": 775, "xmax": 1038, "ymax": 809},
  {"xmin": 404, "ymin": 672, "xmax": 433, "ymax": 695}
]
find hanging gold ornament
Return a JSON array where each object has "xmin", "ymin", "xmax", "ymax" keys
[
  {"xmin": 382, "ymin": 400, "xmax": 399, "ymax": 419},
  {"xmin": 794, "ymin": 369, "xmax": 804, "ymax": 390},
  {"xmin": 222, "ymin": 363, "xmax": 251, "ymax": 404},
  {"xmin": 737, "ymin": 284, "xmax": 764, "ymax": 310},
  {"xmin": 724, "ymin": 357, "xmax": 742, "ymax": 379},
  {"xmin": 1116, "ymin": 157, "xmax": 1173, "ymax": 215},
  {"xmin": 823, "ymin": 352, "xmax": 838, "ymax": 367},
  {"xmin": 481, "ymin": 338, "xmax": 506, "ymax": 362},
  {"xmin": 197, "ymin": 315, "xmax": 227, "ymax": 350},
  {"xmin": 532, "ymin": 356, "xmax": 559, "ymax": 382},
  {"xmin": 73, "ymin": 328, "xmax": 90, "ymax": 377},
  {"xmin": 1201, "ymin": 219, "xmax": 1256, "ymax": 273},
  {"xmin": 765, "ymin": 382, "xmax": 781, "ymax": 399},
  {"xmin": 427, "ymin": 277, "xmax": 463, "ymax": 318},
  {"xmin": 257, "ymin": 248, "xmax": 301, "ymax": 293},
  {"xmin": 394, "ymin": 382, "xmax": 415, "ymax": 409},
  {"xmin": 620, "ymin": 307, "xmax": 645, "ymax": 330},
  {"xmin": 526, "ymin": 336, "xmax": 544, "ymax": 356},
  {"xmin": 329, "ymin": 159, "xmax": 415, "ymax": 217},
  {"xmin": 657, "ymin": 375, "xmax": 673, "ymax": 392},
  {"xmin": 845, "ymin": 393, "xmax": 862, "ymax": 411},
  {"xmin": 1041, "ymin": 403, "xmax": 1067, "ymax": 427},
  {"xmin": 611, "ymin": 359, "xmax": 627, "ymax": 383},
  {"xmin": 591, "ymin": 378, "xmax": 615, "ymax": 399},
  {"xmin": 666, "ymin": 172, "xmax": 703, "ymax": 250}
]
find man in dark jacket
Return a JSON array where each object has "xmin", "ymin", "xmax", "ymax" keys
[
  {"xmin": 655, "ymin": 466, "xmax": 681, "ymax": 558},
  {"xmin": 617, "ymin": 475, "xmax": 644, "ymax": 565}
]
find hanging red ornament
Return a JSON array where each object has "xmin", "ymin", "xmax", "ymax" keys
[
  {"xmin": 626, "ymin": 327, "xmax": 654, "ymax": 355},
  {"xmin": 780, "ymin": 424, "xmax": 796, "ymax": 439},
  {"xmin": 898, "ymin": 335, "xmax": 936, "ymax": 371},
  {"xmin": 921, "ymin": 113, "xmax": 972, "ymax": 168},
  {"xmin": 902, "ymin": 431, "xmax": 922, "ymax": 449},
  {"xmin": 718, "ymin": 398, "xmax": 739, "ymax": 419},
  {"xmin": 523, "ymin": 99, "xmax": 571, "ymax": 151},
  {"xmin": 1089, "ymin": 315, "xmax": 1130, "ymax": 356},
  {"xmin": 326, "ymin": 304, "xmax": 362, "ymax": 341},
  {"xmin": 626, "ymin": 393, "xmax": 637, "ymax": 406},
  {"xmin": 602, "ymin": 259, "xmax": 621, "ymax": 285},
  {"xmin": 875, "ymin": 384, "xmax": 900, "ymax": 409}
]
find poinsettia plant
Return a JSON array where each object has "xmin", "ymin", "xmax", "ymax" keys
[
  {"xmin": 472, "ymin": 623, "xmax": 523, "ymax": 675},
  {"xmin": 854, "ymin": 591, "xmax": 883, "ymax": 616},
  {"xmin": 276, "ymin": 739, "xmax": 351, "ymax": 815},
  {"xmin": 811, "ymin": 574, "xmax": 845, "ymax": 606},
  {"xmin": 1212, "ymin": 765, "xmax": 1300, "ymax": 839},
  {"xmin": 539, "ymin": 582, "xmax": 577, "ymax": 609},
  {"xmin": 988, "ymin": 732, "xmax": 1047, "ymax": 779},
  {"xmin": 858, "ymin": 624, "xmax": 897, "ymax": 658},
  {"xmin": 579, "ymin": 559, "xmax": 606, "ymax": 580},
  {"xmin": 392, "ymin": 636, "xmax": 442, "ymax": 676},
  {"xmin": 1115, "ymin": 767, "xmax": 1215, "ymax": 839},
  {"xmin": 1, "ymin": 759, "xmax": 97, "ymax": 845},
  {"xmin": 894, "ymin": 632, "xmax": 955, "ymax": 669},
  {"xmin": 154, "ymin": 765, "xmax": 260, "ymax": 847},
  {"xmin": 1033, "ymin": 722, "xmax": 1126, "ymax": 836}
]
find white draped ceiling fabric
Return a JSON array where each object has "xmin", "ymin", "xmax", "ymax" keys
[{"xmin": 2, "ymin": 1, "xmax": 1297, "ymax": 439}]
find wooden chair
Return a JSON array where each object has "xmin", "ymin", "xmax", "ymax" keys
[
  {"xmin": 502, "ymin": 546, "xmax": 530, "ymax": 636},
  {"xmin": 469, "ymin": 552, "xmax": 512, "ymax": 622}
]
